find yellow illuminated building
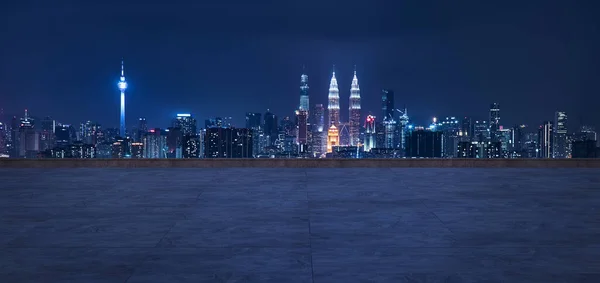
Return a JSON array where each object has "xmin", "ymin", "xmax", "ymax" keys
[{"xmin": 327, "ymin": 125, "xmax": 339, "ymax": 153}]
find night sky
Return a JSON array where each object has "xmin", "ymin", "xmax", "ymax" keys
[{"xmin": 1, "ymin": 0, "xmax": 599, "ymax": 130}]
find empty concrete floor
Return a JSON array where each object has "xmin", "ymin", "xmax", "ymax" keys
[{"xmin": 1, "ymin": 168, "xmax": 600, "ymax": 282}]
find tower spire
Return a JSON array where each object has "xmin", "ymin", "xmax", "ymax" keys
[
  {"xmin": 118, "ymin": 58, "xmax": 128, "ymax": 138},
  {"xmin": 349, "ymin": 66, "xmax": 361, "ymax": 146}
]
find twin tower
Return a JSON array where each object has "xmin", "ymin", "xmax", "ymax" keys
[{"xmin": 299, "ymin": 67, "xmax": 362, "ymax": 148}]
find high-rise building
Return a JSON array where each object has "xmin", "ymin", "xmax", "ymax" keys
[
  {"xmin": 573, "ymin": 125, "xmax": 597, "ymax": 143},
  {"xmin": 397, "ymin": 108, "xmax": 410, "ymax": 152},
  {"xmin": 246, "ymin": 112, "xmax": 262, "ymax": 157},
  {"xmin": 489, "ymin": 103, "xmax": 500, "ymax": 141},
  {"xmin": 381, "ymin": 89, "xmax": 395, "ymax": 121},
  {"xmin": 511, "ymin": 124, "xmax": 527, "ymax": 153},
  {"xmin": 299, "ymin": 71, "xmax": 309, "ymax": 111},
  {"xmin": 130, "ymin": 142, "xmax": 144, "ymax": 158},
  {"xmin": 19, "ymin": 110, "xmax": 39, "ymax": 158},
  {"xmin": 173, "ymin": 113, "xmax": 197, "ymax": 136},
  {"xmin": 183, "ymin": 135, "xmax": 200, "ymax": 158},
  {"xmin": 553, "ymin": 111, "xmax": 568, "ymax": 158},
  {"xmin": 204, "ymin": 127, "xmax": 253, "ymax": 158},
  {"xmin": 327, "ymin": 125, "xmax": 339, "ymax": 153},
  {"xmin": 572, "ymin": 140, "xmax": 598, "ymax": 158},
  {"xmin": 117, "ymin": 59, "xmax": 128, "ymax": 137},
  {"xmin": 327, "ymin": 69, "xmax": 340, "ymax": 128},
  {"xmin": 40, "ymin": 116, "xmax": 55, "ymax": 151},
  {"xmin": 538, "ymin": 121, "xmax": 553, "ymax": 158},
  {"xmin": 311, "ymin": 104, "xmax": 326, "ymax": 157},
  {"xmin": 143, "ymin": 128, "xmax": 167, "ymax": 158},
  {"xmin": 112, "ymin": 137, "xmax": 131, "ymax": 158},
  {"xmin": 166, "ymin": 127, "xmax": 183, "ymax": 158},
  {"xmin": 349, "ymin": 69, "xmax": 361, "ymax": 146},
  {"xmin": 264, "ymin": 110, "xmax": 278, "ymax": 146},
  {"xmin": 461, "ymin": 117, "xmax": 473, "ymax": 140},
  {"xmin": 382, "ymin": 119, "xmax": 397, "ymax": 149},
  {"xmin": 79, "ymin": 121, "xmax": 96, "ymax": 144},
  {"xmin": 364, "ymin": 115, "xmax": 376, "ymax": 152},
  {"xmin": 137, "ymin": 118, "xmax": 148, "ymax": 142},
  {"xmin": 473, "ymin": 120, "xmax": 489, "ymax": 142},
  {"xmin": 10, "ymin": 116, "xmax": 19, "ymax": 158},
  {"xmin": 296, "ymin": 110, "xmax": 308, "ymax": 153},
  {"xmin": 405, "ymin": 128, "xmax": 442, "ymax": 158},
  {"xmin": 245, "ymin": 113, "xmax": 262, "ymax": 130}
]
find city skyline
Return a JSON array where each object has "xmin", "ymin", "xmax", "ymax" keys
[
  {"xmin": 1, "ymin": 0, "xmax": 598, "ymax": 130},
  {"xmin": 1, "ymin": 61, "xmax": 597, "ymax": 133}
]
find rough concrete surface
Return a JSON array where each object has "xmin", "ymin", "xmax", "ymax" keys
[{"xmin": 1, "ymin": 168, "xmax": 600, "ymax": 282}]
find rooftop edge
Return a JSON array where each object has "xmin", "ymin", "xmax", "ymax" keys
[{"xmin": 1, "ymin": 159, "xmax": 600, "ymax": 168}]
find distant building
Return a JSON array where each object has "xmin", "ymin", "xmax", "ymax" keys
[
  {"xmin": 348, "ymin": 70, "xmax": 361, "ymax": 146},
  {"xmin": 553, "ymin": 111, "xmax": 568, "ymax": 158},
  {"xmin": 538, "ymin": 121, "xmax": 553, "ymax": 158},
  {"xmin": 311, "ymin": 104, "xmax": 326, "ymax": 157},
  {"xmin": 143, "ymin": 128, "xmax": 167, "ymax": 158},
  {"xmin": 381, "ymin": 89, "xmax": 394, "ymax": 121},
  {"xmin": 183, "ymin": 134, "xmax": 200, "ymax": 158},
  {"xmin": 473, "ymin": 120, "xmax": 489, "ymax": 142},
  {"xmin": 19, "ymin": 110, "xmax": 39, "ymax": 158},
  {"xmin": 166, "ymin": 127, "xmax": 182, "ymax": 158},
  {"xmin": 489, "ymin": 103, "xmax": 500, "ymax": 141},
  {"xmin": 204, "ymin": 127, "xmax": 253, "ymax": 158},
  {"xmin": 405, "ymin": 129, "xmax": 442, "ymax": 158},
  {"xmin": 136, "ymin": 117, "xmax": 148, "ymax": 142},
  {"xmin": 331, "ymin": 146, "xmax": 363, "ymax": 159},
  {"xmin": 295, "ymin": 110, "xmax": 308, "ymax": 155},
  {"xmin": 326, "ymin": 125, "xmax": 339, "ymax": 153},
  {"xmin": 111, "ymin": 137, "xmax": 131, "ymax": 158},
  {"xmin": 456, "ymin": 141, "xmax": 501, "ymax": 158},
  {"xmin": 130, "ymin": 142, "xmax": 144, "ymax": 158},
  {"xmin": 263, "ymin": 111, "xmax": 278, "ymax": 146},
  {"xmin": 364, "ymin": 115, "xmax": 376, "ymax": 152},
  {"xmin": 47, "ymin": 142, "xmax": 95, "ymax": 158},
  {"xmin": 572, "ymin": 140, "xmax": 598, "ymax": 158},
  {"xmin": 173, "ymin": 113, "xmax": 197, "ymax": 136}
]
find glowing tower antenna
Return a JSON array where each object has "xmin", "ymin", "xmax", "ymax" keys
[
  {"xmin": 349, "ymin": 66, "xmax": 361, "ymax": 146},
  {"xmin": 327, "ymin": 66, "xmax": 340, "ymax": 128},
  {"xmin": 118, "ymin": 59, "xmax": 128, "ymax": 137}
]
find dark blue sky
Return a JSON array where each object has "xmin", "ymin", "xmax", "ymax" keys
[{"xmin": 1, "ymin": 0, "xmax": 598, "ymax": 130}]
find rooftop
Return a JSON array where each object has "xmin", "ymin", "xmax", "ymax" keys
[{"xmin": 2, "ymin": 167, "xmax": 600, "ymax": 282}]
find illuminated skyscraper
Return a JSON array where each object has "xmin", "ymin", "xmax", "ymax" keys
[
  {"xmin": 327, "ymin": 69, "xmax": 340, "ymax": 128},
  {"xmin": 312, "ymin": 104, "xmax": 326, "ymax": 157},
  {"xmin": 538, "ymin": 121, "xmax": 553, "ymax": 158},
  {"xmin": 381, "ymin": 89, "xmax": 394, "ymax": 121},
  {"xmin": 327, "ymin": 125, "xmax": 339, "ymax": 153},
  {"xmin": 489, "ymin": 103, "xmax": 500, "ymax": 141},
  {"xmin": 173, "ymin": 113, "xmax": 197, "ymax": 136},
  {"xmin": 364, "ymin": 115, "xmax": 376, "ymax": 152},
  {"xmin": 296, "ymin": 110, "xmax": 308, "ymax": 153},
  {"xmin": 553, "ymin": 111, "xmax": 568, "ymax": 158},
  {"xmin": 117, "ymin": 59, "xmax": 128, "ymax": 137},
  {"xmin": 19, "ymin": 109, "xmax": 39, "ymax": 158},
  {"xmin": 299, "ymin": 70, "xmax": 309, "ymax": 111},
  {"xmin": 349, "ymin": 68, "xmax": 361, "ymax": 146}
]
